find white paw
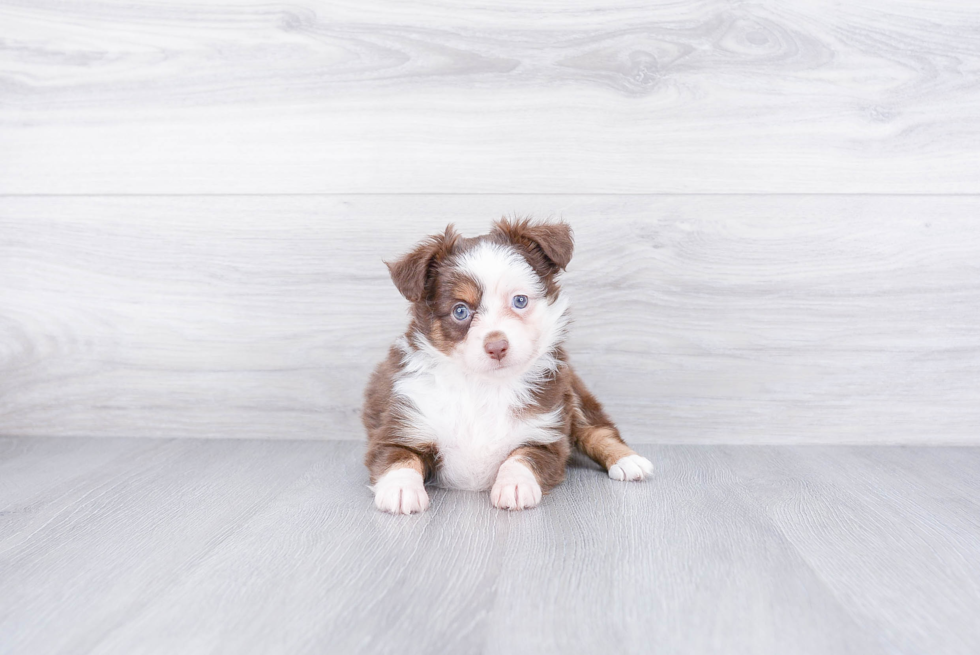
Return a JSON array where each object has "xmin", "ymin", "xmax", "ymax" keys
[
  {"xmin": 372, "ymin": 468, "xmax": 430, "ymax": 515},
  {"xmin": 608, "ymin": 454, "xmax": 654, "ymax": 481},
  {"xmin": 491, "ymin": 458, "xmax": 542, "ymax": 510}
]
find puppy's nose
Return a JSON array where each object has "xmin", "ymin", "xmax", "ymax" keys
[{"xmin": 484, "ymin": 338, "xmax": 509, "ymax": 361}]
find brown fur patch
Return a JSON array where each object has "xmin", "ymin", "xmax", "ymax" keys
[
  {"xmin": 507, "ymin": 441, "xmax": 570, "ymax": 493},
  {"xmin": 385, "ymin": 225, "xmax": 460, "ymax": 303},
  {"xmin": 378, "ymin": 452, "xmax": 425, "ymax": 477},
  {"xmin": 567, "ymin": 369, "xmax": 635, "ymax": 471},
  {"xmin": 362, "ymin": 346, "xmax": 440, "ymax": 484},
  {"xmin": 404, "ymin": 269, "xmax": 484, "ymax": 354},
  {"xmin": 365, "ymin": 445, "xmax": 425, "ymax": 483},
  {"xmin": 574, "ymin": 426, "xmax": 634, "ymax": 470},
  {"xmin": 427, "ymin": 320, "xmax": 452, "ymax": 354},
  {"xmin": 452, "ymin": 276, "xmax": 481, "ymax": 309},
  {"xmin": 365, "ymin": 434, "xmax": 440, "ymax": 485},
  {"xmin": 361, "ymin": 345, "xmax": 400, "ymax": 434},
  {"xmin": 491, "ymin": 217, "xmax": 574, "ymax": 299},
  {"xmin": 515, "ymin": 347, "xmax": 576, "ymax": 435}
]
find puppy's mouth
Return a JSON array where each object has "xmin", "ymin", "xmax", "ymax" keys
[{"xmin": 486, "ymin": 358, "xmax": 529, "ymax": 376}]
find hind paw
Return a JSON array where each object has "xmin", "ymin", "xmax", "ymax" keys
[{"xmin": 608, "ymin": 454, "xmax": 654, "ymax": 481}]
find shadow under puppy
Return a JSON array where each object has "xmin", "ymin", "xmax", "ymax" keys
[{"xmin": 364, "ymin": 218, "xmax": 653, "ymax": 514}]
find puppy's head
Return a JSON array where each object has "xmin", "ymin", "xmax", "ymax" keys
[{"xmin": 387, "ymin": 218, "xmax": 573, "ymax": 376}]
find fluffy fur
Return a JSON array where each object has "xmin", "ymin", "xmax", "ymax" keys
[{"xmin": 363, "ymin": 218, "xmax": 652, "ymax": 514}]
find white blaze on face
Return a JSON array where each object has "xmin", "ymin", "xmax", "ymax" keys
[{"xmin": 453, "ymin": 242, "xmax": 565, "ymax": 376}]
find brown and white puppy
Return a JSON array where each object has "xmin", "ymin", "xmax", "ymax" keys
[{"xmin": 363, "ymin": 218, "xmax": 653, "ymax": 514}]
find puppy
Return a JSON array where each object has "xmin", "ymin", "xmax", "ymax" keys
[{"xmin": 363, "ymin": 218, "xmax": 653, "ymax": 514}]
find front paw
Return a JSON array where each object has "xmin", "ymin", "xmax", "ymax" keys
[
  {"xmin": 491, "ymin": 458, "xmax": 542, "ymax": 510},
  {"xmin": 373, "ymin": 468, "xmax": 430, "ymax": 514},
  {"xmin": 608, "ymin": 454, "xmax": 654, "ymax": 481}
]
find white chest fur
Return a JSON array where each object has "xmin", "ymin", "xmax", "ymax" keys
[{"xmin": 393, "ymin": 343, "xmax": 562, "ymax": 491}]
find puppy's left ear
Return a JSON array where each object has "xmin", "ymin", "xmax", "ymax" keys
[{"xmin": 493, "ymin": 218, "xmax": 574, "ymax": 273}]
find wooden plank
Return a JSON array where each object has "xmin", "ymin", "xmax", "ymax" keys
[
  {"xmin": 1, "ymin": 195, "xmax": 978, "ymax": 443},
  {"xmin": 88, "ymin": 442, "xmax": 508, "ymax": 655},
  {"xmin": 3, "ymin": 440, "xmax": 980, "ymax": 654},
  {"xmin": 0, "ymin": 437, "xmax": 158, "ymax": 514},
  {"xmin": 2, "ymin": 0, "xmax": 979, "ymax": 193},
  {"xmin": 731, "ymin": 446, "xmax": 980, "ymax": 655},
  {"xmin": 0, "ymin": 438, "xmax": 325, "ymax": 654},
  {"xmin": 484, "ymin": 447, "xmax": 886, "ymax": 655},
  {"xmin": 88, "ymin": 445, "xmax": 887, "ymax": 655},
  {"xmin": 851, "ymin": 447, "xmax": 980, "ymax": 507}
]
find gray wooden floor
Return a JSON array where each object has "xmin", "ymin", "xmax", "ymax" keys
[{"xmin": 2, "ymin": 438, "xmax": 979, "ymax": 655}]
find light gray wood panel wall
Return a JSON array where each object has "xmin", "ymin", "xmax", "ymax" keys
[
  {"xmin": 2, "ymin": 195, "xmax": 977, "ymax": 443},
  {"xmin": 2, "ymin": 0, "xmax": 980, "ymax": 193}
]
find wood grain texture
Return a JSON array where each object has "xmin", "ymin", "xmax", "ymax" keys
[
  {"xmin": 2, "ymin": 0, "xmax": 980, "ymax": 193},
  {"xmin": 2, "ymin": 195, "xmax": 978, "ymax": 443},
  {"xmin": 1, "ymin": 438, "xmax": 979, "ymax": 655}
]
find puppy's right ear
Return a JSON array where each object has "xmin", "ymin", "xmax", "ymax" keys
[{"xmin": 385, "ymin": 225, "xmax": 459, "ymax": 303}]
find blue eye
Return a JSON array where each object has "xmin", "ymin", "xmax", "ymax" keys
[
  {"xmin": 512, "ymin": 295, "xmax": 528, "ymax": 309},
  {"xmin": 452, "ymin": 304, "xmax": 471, "ymax": 321}
]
